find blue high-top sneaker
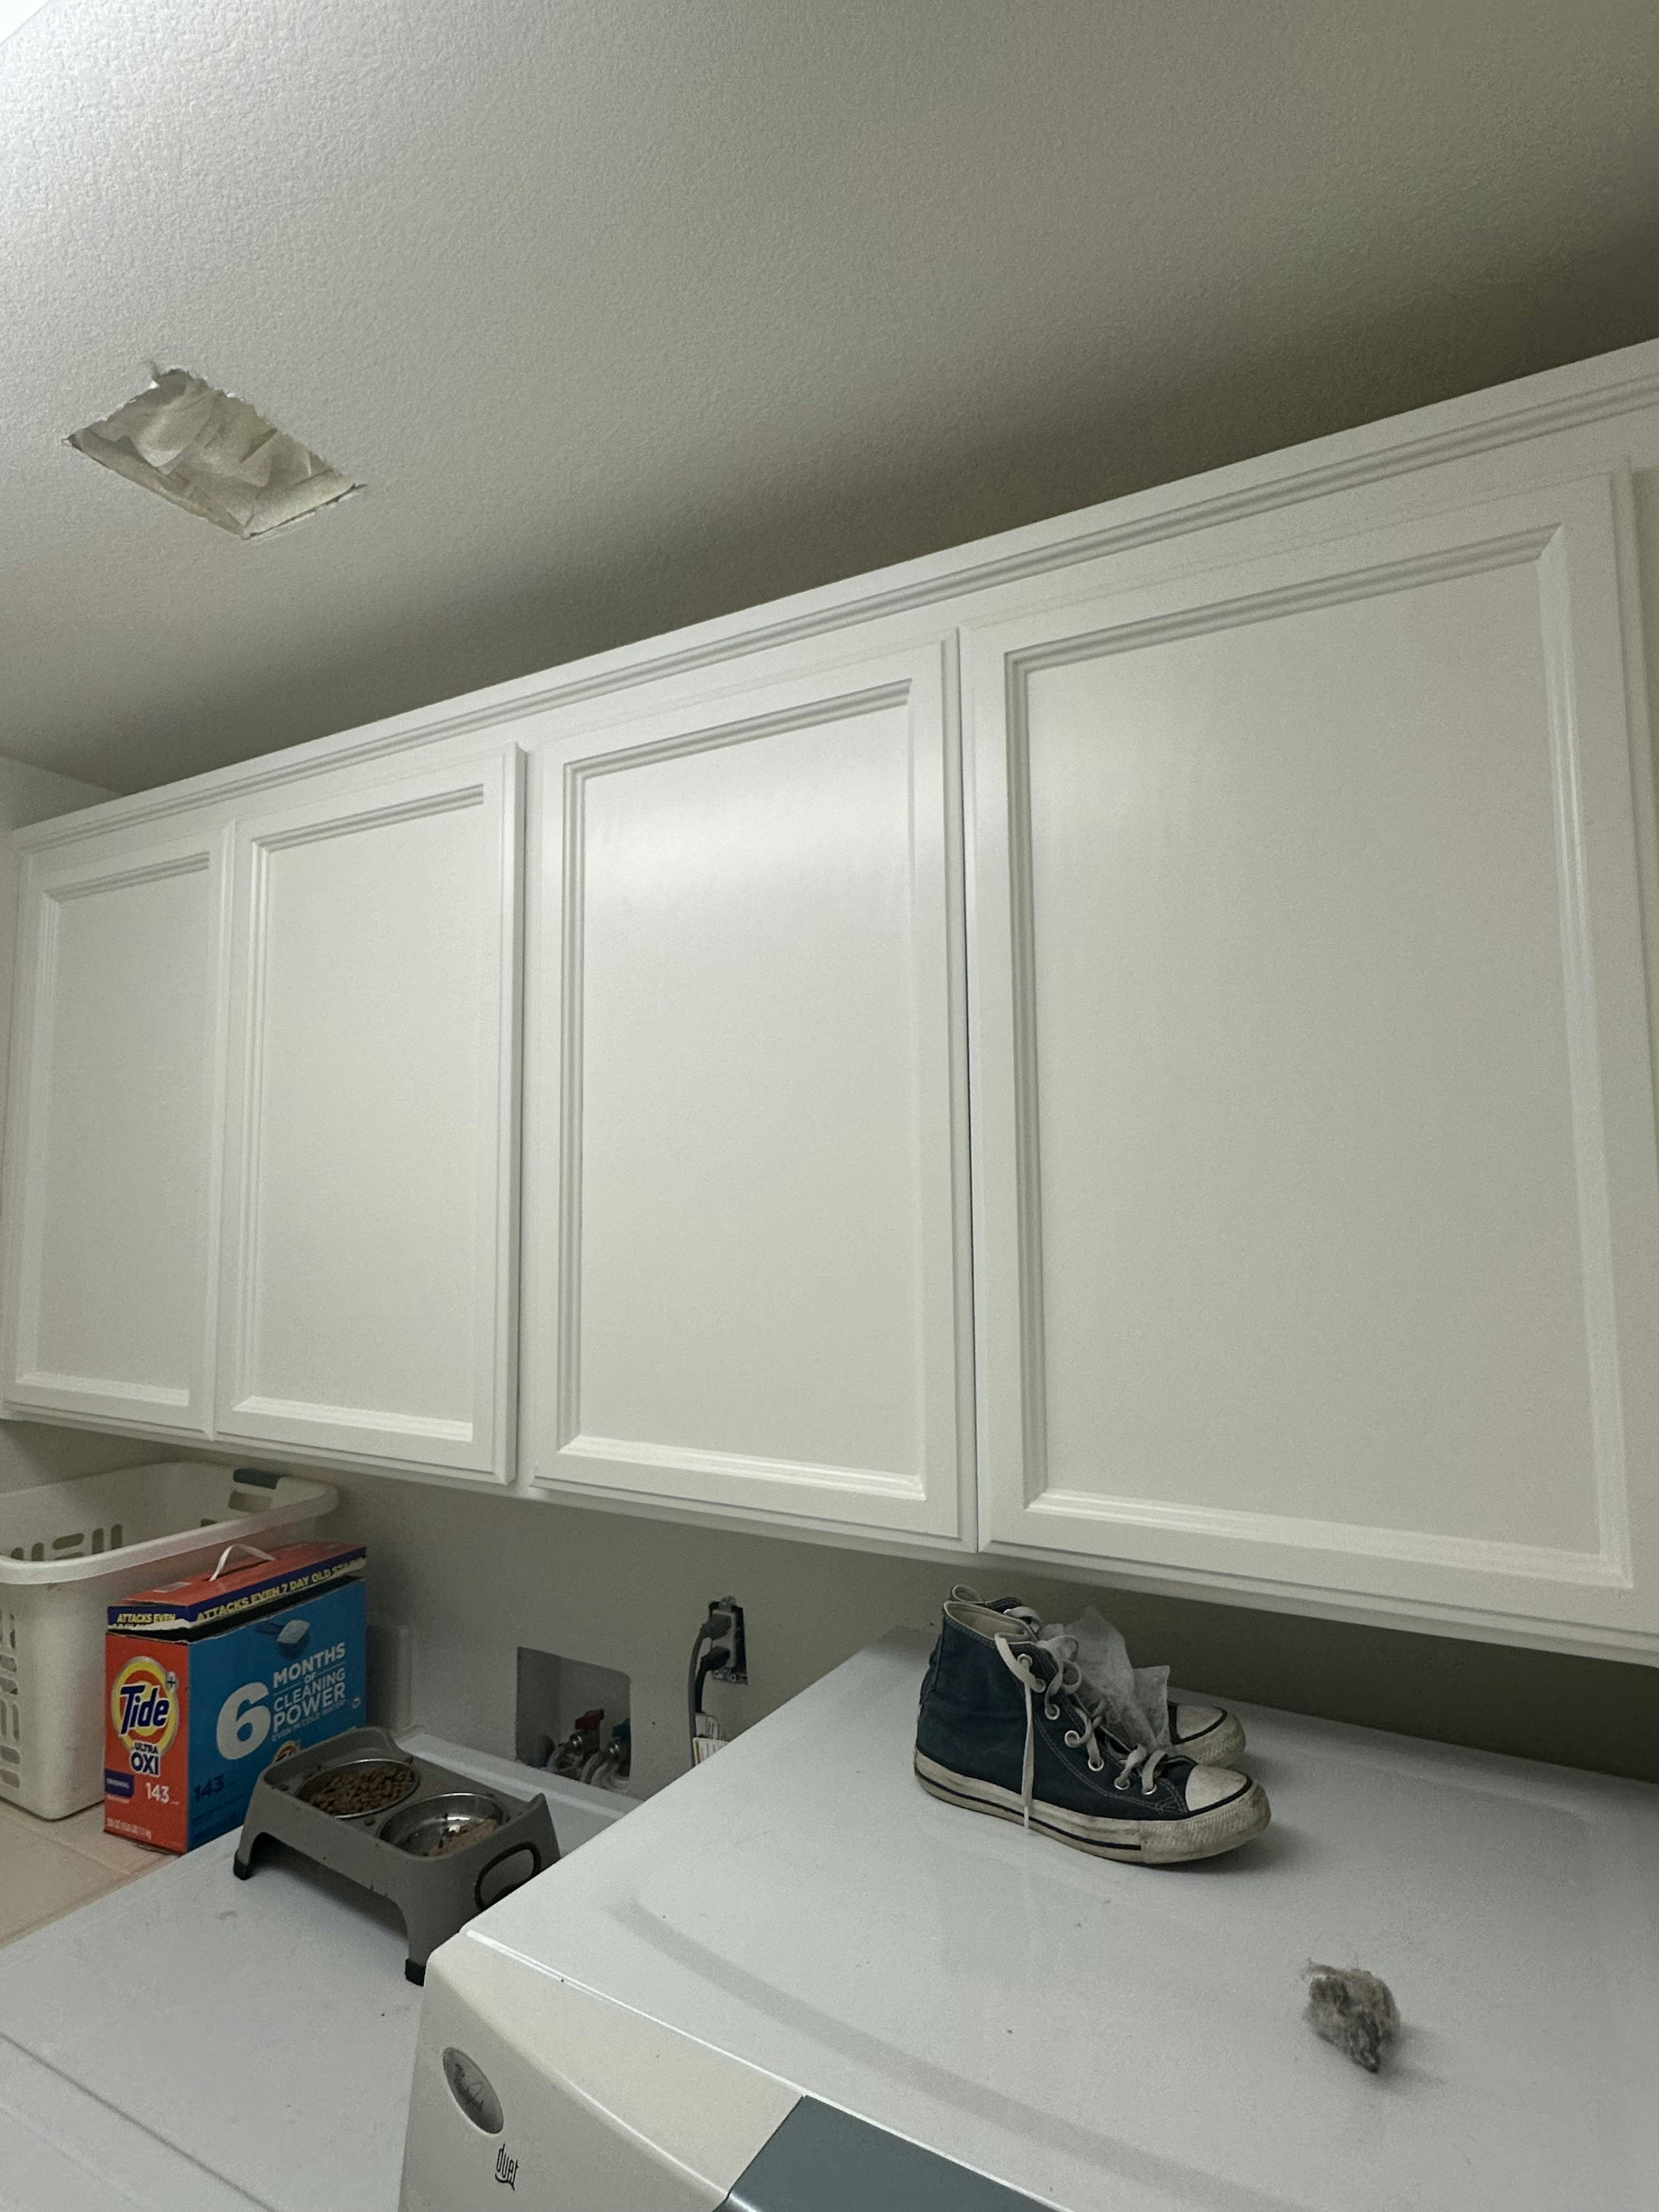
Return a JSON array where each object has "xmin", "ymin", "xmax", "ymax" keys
[{"xmin": 915, "ymin": 1598, "xmax": 1269, "ymax": 1864}]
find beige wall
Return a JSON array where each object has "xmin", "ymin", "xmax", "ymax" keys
[{"xmin": 328, "ymin": 1471, "xmax": 1659, "ymax": 1796}]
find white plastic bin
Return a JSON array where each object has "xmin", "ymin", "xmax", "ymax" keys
[{"xmin": 0, "ymin": 1463, "xmax": 337, "ymax": 1820}]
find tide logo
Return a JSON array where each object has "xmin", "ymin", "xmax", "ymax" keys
[{"xmin": 111, "ymin": 1655, "xmax": 178, "ymax": 1775}]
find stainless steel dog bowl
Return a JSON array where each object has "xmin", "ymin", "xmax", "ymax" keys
[
  {"xmin": 294, "ymin": 1755, "xmax": 421, "ymax": 1822},
  {"xmin": 381, "ymin": 1790, "xmax": 506, "ymax": 1858}
]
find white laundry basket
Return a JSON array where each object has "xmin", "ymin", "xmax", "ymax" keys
[{"xmin": 0, "ymin": 1463, "xmax": 337, "ymax": 1820}]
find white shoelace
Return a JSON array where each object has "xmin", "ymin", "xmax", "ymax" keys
[
  {"xmin": 957, "ymin": 1586, "xmax": 1161, "ymax": 1742},
  {"xmin": 992, "ymin": 1628, "xmax": 1171, "ymax": 1831},
  {"xmin": 1003, "ymin": 1602, "xmax": 1119, "ymax": 1731}
]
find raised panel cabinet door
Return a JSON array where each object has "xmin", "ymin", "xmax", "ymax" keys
[
  {"xmin": 966, "ymin": 473, "xmax": 1659, "ymax": 1657},
  {"xmin": 0, "ymin": 828, "xmax": 228, "ymax": 1432},
  {"xmin": 216, "ymin": 750, "xmax": 521, "ymax": 1478},
  {"xmin": 522, "ymin": 641, "xmax": 974, "ymax": 1540}
]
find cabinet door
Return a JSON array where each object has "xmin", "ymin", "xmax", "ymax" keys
[
  {"xmin": 966, "ymin": 474, "xmax": 1659, "ymax": 1656},
  {"xmin": 1, "ymin": 828, "xmax": 227, "ymax": 1432},
  {"xmin": 216, "ymin": 751, "xmax": 521, "ymax": 1478},
  {"xmin": 522, "ymin": 641, "xmax": 973, "ymax": 1541}
]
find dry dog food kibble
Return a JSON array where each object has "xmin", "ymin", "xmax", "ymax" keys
[{"xmin": 302, "ymin": 1761, "xmax": 416, "ymax": 1818}]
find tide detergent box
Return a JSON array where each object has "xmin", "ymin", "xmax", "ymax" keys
[{"xmin": 103, "ymin": 1541, "xmax": 367, "ymax": 1852}]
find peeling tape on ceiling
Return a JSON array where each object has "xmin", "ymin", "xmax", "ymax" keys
[
  {"xmin": 0, "ymin": 0, "xmax": 55, "ymax": 49},
  {"xmin": 68, "ymin": 368, "xmax": 359, "ymax": 540}
]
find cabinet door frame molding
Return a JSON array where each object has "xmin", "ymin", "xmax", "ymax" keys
[
  {"xmin": 0, "ymin": 826, "xmax": 231, "ymax": 1434},
  {"xmin": 521, "ymin": 639, "xmax": 976, "ymax": 1543},
  {"xmin": 965, "ymin": 470, "xmax": 1659, "ymax": 1653},
  {"xmin": 214, "ymin": 749, "xmax": 523, "ymax": 1480}
]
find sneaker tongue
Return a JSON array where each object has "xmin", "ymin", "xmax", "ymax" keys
[{"xmin": 1052, "ymin": 1606, "xmax": 1171, "ymax": 1751}]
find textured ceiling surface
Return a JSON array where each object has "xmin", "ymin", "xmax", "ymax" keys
[{"xmin": 5, "ymin": 0, "xmax": 1659, "ymax": 791}]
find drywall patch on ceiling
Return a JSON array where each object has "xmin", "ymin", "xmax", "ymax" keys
[{"xmin": 68, "ymin": 368, "xmax": 359, "ymax": 540}]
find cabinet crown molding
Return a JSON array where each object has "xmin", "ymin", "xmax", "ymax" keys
[{"xmin": 22, "ymin": 340, "xmax": 1659, "ymax": 854}]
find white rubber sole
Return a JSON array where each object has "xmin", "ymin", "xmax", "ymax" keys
[
  {"xmin": 914, "ymin": 1750, "xmax": 1270, "ymax": 1864},
  {"xmin": 1175, "ymin": 1711, "xmax": 1247, "ymax": 1767}
]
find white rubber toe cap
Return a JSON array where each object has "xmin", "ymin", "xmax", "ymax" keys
[
  {"xmin": 1183, "ymin": 1762, "xmax": 1251, "ymax": 1812},
  {"xmin": 1171, "ymin": 1702, "xmax": 1246, "ymax": 1765},
  {"xmin": 1174, "ymin": 1703, "xmax": 1224, "ymax": 1742}
]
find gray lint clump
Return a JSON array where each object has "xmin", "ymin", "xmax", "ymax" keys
[{"xmin": 1304, "ymin": 1963, "xmax": 1400, "ymax": 2073}]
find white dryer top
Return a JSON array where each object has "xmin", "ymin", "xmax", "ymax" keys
[{"xmin": 464, "ymin": 1628, "xmax": 1659, "ymax": 2212}]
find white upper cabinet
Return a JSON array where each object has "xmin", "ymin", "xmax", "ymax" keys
[
  {"xmin": 1, "ymin": 827, "xmax": 227, "ymax": 1433},
  {"xmin": 965, "ymin": 472, "xmax": 1659, "ymax": 1652},
  {"xmin": 215, "ymin": 750, "xmax": 521, "ymax": 1478},
  {"xmin": 521, "ymin": 639, "xmax": 974, "ymax": 1541},
  {"xmin": 7, "ymin": 340, "xmax": 1659, "ymax": 1648}
]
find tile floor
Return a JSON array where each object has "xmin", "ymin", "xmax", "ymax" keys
[{"xmin": 0, "ymin": 1797, "xmax": 164, "ymax": 1948}]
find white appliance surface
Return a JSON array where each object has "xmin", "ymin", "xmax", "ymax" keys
[
  {"xmin": 424, "ymin": 1630, "xmax": 1659, "ymax": 2212},
  {"xmin": 0, "ymin": 1738, "xmax": 631, "ymax": 2212}
]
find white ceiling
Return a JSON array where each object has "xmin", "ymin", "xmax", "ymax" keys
[{"xmin": 5, "ymin": 0, "xmax": 1658, "ymax": 793}]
